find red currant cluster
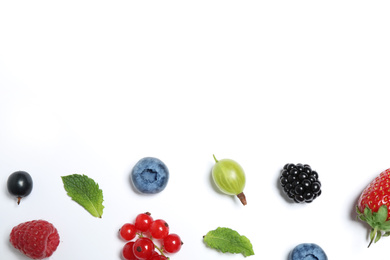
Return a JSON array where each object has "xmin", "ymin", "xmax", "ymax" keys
[{"xmin": 119, "ymin": 212, "xmax": 183, "ymax": 260}]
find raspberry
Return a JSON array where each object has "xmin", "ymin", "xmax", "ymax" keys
[{"xmin": 10, "ymin": 220, "xmax": 60, "ymax": 259}]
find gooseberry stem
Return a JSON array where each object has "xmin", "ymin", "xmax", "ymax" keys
[
  {"xmin": 237, "ymin": 192, "xmax": 247, "ymax": 205},
  {"xmin": 213, "ymin": 154, "xmax": 218, "ymax": 163}
]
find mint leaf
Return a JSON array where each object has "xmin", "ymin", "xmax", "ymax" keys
[
  {"xmin": 203, "ymin": 227, "xmax": 255, "ymax": 257},
  {"xmin": 61, "ymin": 174, "xmax": 104, "ymax": 218}
]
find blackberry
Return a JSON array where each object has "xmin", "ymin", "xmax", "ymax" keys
[{"xmin": 279, "ymin": 163, "xmax": 322, "ymax": 203}]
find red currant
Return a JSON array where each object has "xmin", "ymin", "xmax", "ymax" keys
[
  {"xmin": 119, "ymin": 223, "xmax": 137, "ymax": 241},
  {"xmin": 163, "ymin": 233, "xmax": 182, "ymax": 253},
  {"xmin": 133, "ymin": 237, "xmax": 155, "ymax": 260},
  {"xmin": 149, "ymin": 219, "xmax": 169, "ymax": 239},
  {"xmin": 122, "ymin": 241, "xmax": 137, "ymax": 260},
  {"xmin": 150, "ymin": 251, "xmax": 160, "ymax": 257},
  {"xmin": 150, "ymin": 255, "xmax": 168, "ymax": 260},
  {"xmin": 135, "ymin": 212, "xmax": 153, "ymax": 232}
]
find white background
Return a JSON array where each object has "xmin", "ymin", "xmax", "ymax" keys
[{"xmin": 1, "ymin": 1, "xmax": 390, "ymax": 259}]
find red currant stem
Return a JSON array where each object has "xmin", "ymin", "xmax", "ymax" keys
[
  {"xmin": 137, "ymin": 232, "xmax": 168, "ymax": 258},
  {"xmin": 154, "ymin": 244, "xmax": 168, "ymax": 258}
]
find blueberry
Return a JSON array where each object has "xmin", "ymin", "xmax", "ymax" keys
[
  {"xmin": 288, "ymin": 243, "xmax": 327, "ymax": 260},
  {"xmin": 131, "ymin": 157, "xmax": 169, "ymax": 194}
]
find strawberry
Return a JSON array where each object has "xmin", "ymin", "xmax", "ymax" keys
[
  {"xmin": 357, "ymin": 168, "xmax": 390, "ymax": 247},
  {"xmin": 10, "ymin": 220, "xmax": 60, "ymax": 259}
]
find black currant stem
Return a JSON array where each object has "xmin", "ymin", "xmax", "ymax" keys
[{"xmin": 213, "ymin": 154, "xmax": 218, "ymax": 163}]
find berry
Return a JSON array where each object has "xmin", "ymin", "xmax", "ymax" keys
[
  {"xmin": 133, "ymin": 237, "xmax": 154, "ymax": 260},
  {"xmin": 135, "ymin": 212, "xmax": 153, "ymax": 232},
  {"xmin": 150, "ymin": 255, "xmax": 168, "ymax": 260},
  {"xmin": 280, "ymin": 163, "xmax": 322, "ymax": 203},
  {"xmin": 118, "ymin": 212, "xmax": 182, "ymax": 259},
  {"xmin": 7, "ymin": 171, "xmax": 33, "ymax": 204},
  {"xmin": 120, "ymin": 223, "xmax": 137, "ymax": 241},
  {"xmin": 122, "ymin": 241, "xmax": 137, "ymax": 260},
  {"xmin": 211, "ymin": 155, "xmax": 247, "ymax": 205},
  {"xmin": 150, "ymin": 219, "xmax": 169, "ymax": 239},
  {"xmin": 288, "ymin": 243, "xmax": 327, "ymax": 260},
  {"xmin": 149, "ymin": 251, "xmax": 160, "ymax": 257},
  {"xmin": 163, "ymin": 233, "xmax": 182, "ymax": 253},
  {"xmin": 131, "ymin": 157, "xmax": 169, "ymax": 194},
  {"xmin": 357, "ymin": 168, "xmax": 390, "ymax": 246},
  {"xmin": 10, "ymin": 220, "xmax": 60, "ymax": 259}
]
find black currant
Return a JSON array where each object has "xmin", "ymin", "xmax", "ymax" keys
[
  {"xmin": 7, "ymin": 171, "xmax": 33, "ymax": 204},
  {"xmin": 279, "ymin": 163, "xmax": 322, "ymax": 203}
]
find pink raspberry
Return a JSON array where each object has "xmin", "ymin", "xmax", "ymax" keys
[{"xmin": 10, "ymin": 220, "xmax": 60, "ymax": 259}]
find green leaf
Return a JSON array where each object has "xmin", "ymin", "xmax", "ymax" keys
[
  {"xmin": 203, "ymin": 227, "xmax": 254, "ymax": 257},
  {"xmin": 356, "ymin": 206, "xmax": 362, "ymax": 215},
  {"xmin": 61, "ymin": 174, "xmax": 104, "ymax": 218},
  {"xmin": 358, "ymin": 215, "xmax": 367, "ymax": 222},
  {"xmin": 379, "ymin": 221, "xmax": 390, "ymax": 231},
  {"xmin": 370, "ymin": 229, "xmax": 376, "ymax": 242},
  {"xmin": 358, "ymin": 205, "xmax": 390, "ymax": 247},
  {"xmin": 364, "ymin": 207, "xmax": 373, "ymax": 219},
  {"xmin": 375, "ymin": 230, "xmax": 382, "ymax": 243},
  {"xmin": 377, "ymin": 205, "xmax": 388, "ymax": 223}
]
